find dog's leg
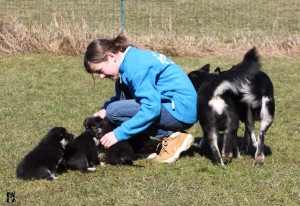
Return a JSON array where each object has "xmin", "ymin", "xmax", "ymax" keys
[
  {"xmin": 67, "ymin": 157, "xmax": 96, "ymax": 173},
  {"xmin": 241, "ymin": 126, "xmax": 251, "ymax": 154},
  {"xmin": 37, "ymin": 168, "xmax": 56, "ymax": 180},
  {"xmin": 199, "ymin": 136, "xmax": 207, "ymax": 148},
  {"xmin": 232, "ymin": 132, "xmax": 241, "ymax": 158},
  {"xmin": 222, "ymin": 129, "xmax": 241, "ymax": 164},
  {"xmin": 89, "ymin": 150, "xmax": 100, "ymax": 166},
  {"xmin": 206, "ymin": 130, "xmax": 224, "ymax": 166},
  {"xmin": 242, "ymin": 107, "xmax": 257, "ymax": 153},
  {"xmin": 255, "ymin": 97, "xmax": 274, "ymax": 165}
]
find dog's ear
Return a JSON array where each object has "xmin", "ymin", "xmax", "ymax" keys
[
  {"xmin": 214, "ymin": 67, "xmax": 221, "ymax": 74},
  {"xmin": 83, "ymin": 116, "xmax": 95, "ymax": 128},
  {"xmin": 48, "ymin": 127, "xmax": 66, "ymax": 142},
  {"xmin": 199, "ymin": 64, "xmax": 210, "ymax": 72},
  {"xmin": 94, "ymin": 116, "xmax": 102, "ymax": 123}
]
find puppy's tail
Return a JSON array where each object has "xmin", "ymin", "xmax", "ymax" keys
[{"xmin": 214, "ymin": 47, "xmax": 260, "ymax": 96}]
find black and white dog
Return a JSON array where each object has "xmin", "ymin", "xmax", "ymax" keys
[
  {"xmin": 91, "ymin": 116, "xmax": 136, "ymax": 165},
  {"xmin": 81, "ymin": 116, "xmax": 152, "ymax": 166},
  {"xmin": 63, "ymin": 117, "xmax": 103, "ymax": 172},
  {"xmin": 214, "ymin": 67, "xmax": 275, "ymax": 165},
  {"xmin": 188, "ymin": 47, "xmax": 260, "ymax": 166},
  {"xmin": 16, "ymin": 127, "xmax": 74, "ymax": 180}
]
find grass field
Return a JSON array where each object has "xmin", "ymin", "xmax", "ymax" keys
[{"xmin": 1, "ymin": 52, "xmax": 300, "ymax": 205}]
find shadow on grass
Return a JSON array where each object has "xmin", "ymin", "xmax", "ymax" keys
[{"xmin": 181, "ymin": 135, "xmax": 272, "ymax": 164}]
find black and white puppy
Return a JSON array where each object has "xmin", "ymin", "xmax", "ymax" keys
[
  {"xmin": 85, "ymin": 116, "xmax": 151, "ymax": 165},
  {"xmin": 188, "ymin": 47, "xmax": 260, "ymax": 166},
  {"xmin": 16, "ymin": 127, "xmax": 74, "ymax": 180},
  {"xmin": 214, "ymin": 67, "xmax": 275, "ymax": 165},
  {"xmin": 63, "ymin": 117, "xmax": 103, "ymax": 172}
]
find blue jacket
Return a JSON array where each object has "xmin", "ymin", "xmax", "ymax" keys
[{"xmin": 104, "ymin": 47, "xmax": 197, "ymax": 141}]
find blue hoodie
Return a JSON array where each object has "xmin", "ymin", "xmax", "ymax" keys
[{"xmin": 103, "ymin": 47, "xmax": 197, "ymax": 141}]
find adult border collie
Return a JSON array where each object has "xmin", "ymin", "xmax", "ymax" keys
[
  {"xmin": 214, "ymin": 67, "xmax": 275, "ymax": 165},
  {"xmin": 16, "ymin": 127, "xmax": 74, "ymax": 180},
  {"xmin": 188, "ymin": 48, "xmax": 260, "ymax": 166}
]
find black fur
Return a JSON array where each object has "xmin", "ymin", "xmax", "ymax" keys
[
  {"xmin": 188, "ymin": 47, "xmax": 260, "ymax": 166},
  {"xmin": 63, "ymin": 116, "xmax": 103, "ymax": 172},
  {"xmin": 95, "ymin": 116, "xmax": 152, "ymax": 165},
  {"xmin": 16, "ymin": 127, "xmax": 74, "ymax": 180},
  {"xmin": 214, "ymin": 67, "xmax": 275, "ymax": 165},
  {"xmin": 240, "ymin": 71, "xmax": 274, "ymax": 165}
]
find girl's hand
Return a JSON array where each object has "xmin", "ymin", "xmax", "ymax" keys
[
  {"xmin": 100, "ymin": 131, "xmax": 118, "ymax": 148},
  {"xmin": 93, "ymin": 109, "xmax": 106, "ymax": 119}
]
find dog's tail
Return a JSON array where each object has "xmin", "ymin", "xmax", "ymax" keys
[{"xmin": 213, "ymin": 47, "xmax": 260, "ymax": 96}]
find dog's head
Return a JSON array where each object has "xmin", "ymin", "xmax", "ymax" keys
[
  {"xmin": 188, "ymin": 64, "xmax": 212, "ymax": 90},
  {"xmin": 83, "ymin": 116, "xmax": 104, "ymax": 139},
  {"xmin": 45, "ymin": 127, "xmax": 74, "ymax": 148},
  {"xmin": 83, "ymin": 116, "xmax": 115, "ymax": 139}
]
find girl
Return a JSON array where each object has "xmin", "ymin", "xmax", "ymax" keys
[{"xmin": 83, "ymin": 33, "xmax": 197, "ymax": 163}]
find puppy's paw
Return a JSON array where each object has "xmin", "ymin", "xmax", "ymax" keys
[
  {"xmin": 82, "ymin": 167, "xmax": 96, "ymax": 173},
  {"xmin": 147, "ymin": 153, "xmax": 157, "ymax": 159}
]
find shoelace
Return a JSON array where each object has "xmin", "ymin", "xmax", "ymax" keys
[{"xmin": 157, "ymin": 137, "xmax": 170, "ymax": 156}]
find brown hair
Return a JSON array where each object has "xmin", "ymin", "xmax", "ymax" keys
[{"xmin": 84, "ymin": 32, "xmax": 130, "ymax": 73}]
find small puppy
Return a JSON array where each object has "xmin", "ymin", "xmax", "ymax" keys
[
  {"xmin": 16, "ymin": 127, "xmax": 74, "ymax": 180},
  {"xmin": 92, "ymin": 116, "xmax": 136, "ymax": 165},
  {"xmin": 63, "ymin": 117, "xmax": 103, "ymax": 172},
  {"xmin": 87, "ymin": 116, "xmax": 150, "ymax": 166}
]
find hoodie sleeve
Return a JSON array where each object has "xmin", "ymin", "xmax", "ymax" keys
[{"xmin": 113, "ymin": 67, "xmax": 161, "ymax": 141}]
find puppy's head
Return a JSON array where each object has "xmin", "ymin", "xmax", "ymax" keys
[
  {"xmin": 83, "ymin": 116, "xmax": 115, "ymax": 139},
  {"xmin": 46, "ymin": 127, "xmax": 74, "ymax": 148},
  {"xmin": 83, "ymin": 116, "xmax": 104, "ymax": 139}
]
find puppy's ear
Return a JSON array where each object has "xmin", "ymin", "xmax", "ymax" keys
[
  {"xmin": 83, "ymin": 116, "xmax": 92, "ymax": 128},
  {"xmin": 214, "ymin": 67, "xmax": 221, "ymax": 74},
  {"xmin": 199, "ymin": 64, "xmax": 210, "ymax": 72},
  {"xmin": 94, "ymin": 116, "xmax": 102, "ymax": 123}
]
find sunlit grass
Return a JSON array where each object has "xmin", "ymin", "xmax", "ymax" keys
[{"xmin": 1, "ymin": 54, "xmax": 300, "ymax": 205}]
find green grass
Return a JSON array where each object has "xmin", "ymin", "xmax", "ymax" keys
[{"xmin": 1, "ymin": 53, "xmax": 300, "ymax": 205}]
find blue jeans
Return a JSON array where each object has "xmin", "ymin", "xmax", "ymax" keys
[{"xmin": 105, "ymin": 78, "xmax": 193, "ymax": 138}]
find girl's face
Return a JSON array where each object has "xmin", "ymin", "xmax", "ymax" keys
[{"xmin": 88, "ymin": 53, "xmax": 120, "ymax": 80}]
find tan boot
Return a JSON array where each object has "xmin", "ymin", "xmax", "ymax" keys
[{"xmin": 154, "ymin": 132, "xmax": 195, "ymax": 163}]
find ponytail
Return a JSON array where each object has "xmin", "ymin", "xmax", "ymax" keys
[
  {"xmin": 84, "ymin": 32, "xmax": 131, "ymax": 73},
  {"xmin": 113, "ymin": 32, "xmax": 129, "ymax": 52}
]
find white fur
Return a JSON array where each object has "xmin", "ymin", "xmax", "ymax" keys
[
  {"xmin": 60, "ymin": 139, "xmax": 68, "ymax": 148},
  {"xmin": 260, "ymin": 96, "xmax": 273, "ymax": 131},
  {"xmin": 97, "ymin": 128, "xmax": 102, "ymax": 133},
  {"xmin": 240, "ymin": 83, "xmax": 261, "ymax": 108},
  {"xmin": 51, "ymin": 174, "xmax": 57, "ymax": 180},
  {"xmin": 86, "ymin": 167, "xmax": 96, "ymax": 172},
  {"xmin": 93, "ymin": 137, "xmax": 100, "ymax": 146},
  {"xmin": 208, "ymin": 96, "xmax": 227, "ymax": 115},
  {"xmin": 246, "ymin": 106, "xmax": 258, "ymax": 148},
  {"xmin": 214, "ymin": 81, "xmax": 238, "ymax": 96},
  {"xmin": 211, "ymin": 132, "xmax": 224, "ymax": 166}
]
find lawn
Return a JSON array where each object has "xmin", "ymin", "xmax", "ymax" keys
[{"xmin": 1, "ymin": 53, "xmax": 300, "ymax": 205}]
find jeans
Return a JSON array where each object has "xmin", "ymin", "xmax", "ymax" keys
[{"xmin": 105, "ymin": 78, "xmax": 193, "ymax": 138}]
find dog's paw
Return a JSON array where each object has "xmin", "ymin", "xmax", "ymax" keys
[
  {"xmin": 147, "ymin": 153, "xmax": 157, "ymax": 159},
  {"xmin": 82, "ymin": 167, "xmax": 96, "ymax": 173}
]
